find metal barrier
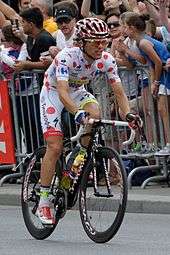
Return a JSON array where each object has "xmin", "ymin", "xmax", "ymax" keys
[
  {"xmin": 91, "ymin": 66, "xmax": 170, "ymax": 189},
  {"xmin": 0, "ymin": 66, "xmax": 170, "ymax": 189},
  {"xmin": 0, "ymin": 70, "xmax": 44, "ymax": 185}
]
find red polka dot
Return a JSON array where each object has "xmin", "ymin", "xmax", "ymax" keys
[
  {"xmin": 108, "ymin": 67, "xmax": 114, "ymax": 72},
  {"xmin": 97, "ymin": 62, "xmax": 104, "ymax": 69},
  {"xmin": 46, "ymin": 107, "xmax": 56, "ymax": 114},
  {"xmin": 55, "ymin": 59, "xmax": 58, "ymax": 66},
  {"xmin": 103, "ymin": 54, "xmax": 108, "ymax": 60}
]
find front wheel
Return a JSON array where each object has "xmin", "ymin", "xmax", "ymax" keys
[
  {"xmin": 79, "ymin": 147, "xmax": 128, "ymax": 243},
  {"xmin": 21, "ymin": 146, "xmax": 57, "ymax": 240}
]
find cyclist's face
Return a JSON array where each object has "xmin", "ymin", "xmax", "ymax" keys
[{"xmin": 85, "ymin": 39, "xmax": 109, "ymax": 59}]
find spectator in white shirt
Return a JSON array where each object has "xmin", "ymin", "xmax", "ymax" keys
[{"xmin": 49, "ymin": 1, "xmax": 78, "ymax": 58}]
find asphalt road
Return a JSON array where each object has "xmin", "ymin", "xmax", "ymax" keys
[{"xmin": 0, "ymin": 206, "xmax": 170, "ymax": 255}]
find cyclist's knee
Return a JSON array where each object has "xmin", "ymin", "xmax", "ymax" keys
[
  {"xmin": 46, "ymin": 138, "xmax": 63, "ymax": 157},
  {"xmin": 84, "ymin": 103, "xmax": 100, "ymax": 119}
]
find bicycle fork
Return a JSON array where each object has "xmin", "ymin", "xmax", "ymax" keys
[{"xmin": 92, "ymin": 150, "xmax": 113, "ymax": 198}]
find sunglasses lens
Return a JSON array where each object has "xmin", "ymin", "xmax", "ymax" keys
[
  {"xmin": 108, "ymin": 23, "xmax": 120, "ymax": 29},
  {"xmin": 57, "ymin": 18, "xmax": 71, "ymax": 24}
]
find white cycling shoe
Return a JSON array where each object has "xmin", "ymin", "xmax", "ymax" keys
[{"xmin": 36, "ymin": 206, "xmax": 55, "ymax": 225}]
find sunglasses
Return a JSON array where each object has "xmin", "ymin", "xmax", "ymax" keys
[
  {"xmin": 85, "ymin": 39, "xmax": 109, "ymax": 47},
  {"xmin": 107, "ymin": 22, "xmax": 120, "ymax": 29},
  {"xmin": 57, "ymin": 18, "xmax": 72, "ymax": 25}
]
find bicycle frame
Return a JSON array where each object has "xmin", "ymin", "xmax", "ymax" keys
[{"xmin": 53, "ymin": 118, "xmax": 135, "ymax": 204}]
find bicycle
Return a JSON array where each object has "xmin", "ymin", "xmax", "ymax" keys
[{"xmin": 21, "ymin": 118, "xmax": 135, "ymax": 243}]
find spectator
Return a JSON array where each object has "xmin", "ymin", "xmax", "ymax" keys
[
  {"xmin": 125, "ymin": 13, "xmax": 170, "ymax": 154},
  {"xmin": 81, "ymin": 0, "xmax": 130, "ymax": 20},
  {"xmin": 50, "ymin": 1, "xmax": 78, "ymax": 58},
  {"xmin": 106, "ymin": 13, "xmax": 122, "ymax": 39},
  {"xmin": 0, "ymin": 24, "xmax": 24, "ymax": 79},
  {"xmin": 31, "ymin": 0, "xmax": 57, "ymax": 34},
  {"xmin": 12, "ymin": 7, "xmax": 56, "ymax": 153},
  {"xmin": 13, "ymin": 7, "xmax": 56, "ymax": 72},
  {"xmin": 81, "ymin": 0, "xmax": 123, "ymax": 20},
  {"xmin": 107, "ymin": 12, "xmax": 156, "ymax": 152},
  {"xmin": 18, "ymin": 0, "xmax": 31, "ymax": 12}
]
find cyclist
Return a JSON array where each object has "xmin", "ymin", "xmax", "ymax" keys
[{"xmin": 38, "ymin": 17, "xmax": 140, "ymax": 225}]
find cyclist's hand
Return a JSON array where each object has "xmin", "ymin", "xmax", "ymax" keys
[
  {"xmin": 126, "ymin": 112, "xmax": 143, "ymax": 129},
  {"xmin": 74, "ymin": 110, "xmax": 89, "ymax": 125}
]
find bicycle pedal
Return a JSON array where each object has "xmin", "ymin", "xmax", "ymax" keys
[{"xmin": 94, "ymin": 192, "xmax": 113, "ymax": 198}]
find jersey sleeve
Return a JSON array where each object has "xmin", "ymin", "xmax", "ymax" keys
[
  {"xmin": 103, "ymin": 52, "xmax": 121, "ymax": 84},
  {"xmin": 54, "ymin": 49, "xmax": 72, "ymax": 81}
]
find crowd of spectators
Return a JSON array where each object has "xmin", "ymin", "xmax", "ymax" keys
[{"xmin": 0, "ymin": 0, "xmax": 170, "ymax": 157}]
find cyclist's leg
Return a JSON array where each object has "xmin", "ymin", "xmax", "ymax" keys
[
  {"xmin": 38, "ymin": 86, "xmax": 64, "ymax": 224},
  {"xmin": 76, "ymin": 89, "xmax": 100, "ymax": 147}
]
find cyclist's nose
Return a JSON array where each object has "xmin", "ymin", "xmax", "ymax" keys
[{"xmin": 96, "ymin": 42, "xmax": 105, "ymax": 49}]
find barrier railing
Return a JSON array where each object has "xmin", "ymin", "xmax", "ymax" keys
[
  {"xmin": 0, "ymin": 67, "xmax": 170, "ymax": 188},
  {"xmin": 93, "ymin": 66, "xmax": 170, "ymax": 188},
  {"xmin": 0, "ymin": 70, "xmax": 44, "ymax": 185}
]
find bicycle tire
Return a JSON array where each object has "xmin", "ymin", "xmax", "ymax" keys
[
  {"xmin": 21, "ymin": 146, "xmax": 57, "ymax": 240},
  {"xmin": 79, "ymin": 146, "xmax": 128, "ymax": 243}
]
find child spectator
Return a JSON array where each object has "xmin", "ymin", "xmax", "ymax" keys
[
  {"xmin": 125, "ymin": 13, "xmax": 170, "ymax": 155},
  {"xmin": 0, "ymin": 24, "xmax": 24, "ymax": 79}
]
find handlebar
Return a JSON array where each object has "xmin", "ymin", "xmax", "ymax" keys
[{"xmin": 70, "ymin": 118, "xmax": 136, "ymax": 146}]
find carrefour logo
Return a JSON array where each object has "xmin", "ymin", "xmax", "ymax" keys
[{"xmin": 60, "ymin": 67, "xmax": 68, "ymax": 75}]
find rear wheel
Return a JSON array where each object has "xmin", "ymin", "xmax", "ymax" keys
[
  {"xmin": 79, "ymin": 147, "xmax": 127, "ymax": 243},
  {"xmin": 21, "ymin": 147, "xmax": 57, "ymax": 240}
]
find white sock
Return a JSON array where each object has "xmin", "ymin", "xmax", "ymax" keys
[{"xmin": 39, "ymin": 186, "xmax": 50, "ymax": 207}]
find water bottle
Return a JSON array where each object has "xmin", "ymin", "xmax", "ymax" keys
[
  {"xmin": 69, "ymin": 147, "xmax": 87, "ymax": 179},
  {"xmin": 60, "ymin": 147, "xmax": 87, "ymax": 189},
  {"xmin": 60, "ymin": 171, "xmax": 72, "ymax": 190}
]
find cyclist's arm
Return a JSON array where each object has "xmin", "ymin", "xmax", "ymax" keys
[
  {"xmin": 56, "ymin": 80, "xmax": 79, "ymax": 114},
  {"xmin": 110, "ymin": 81, "xmax": 130, "ymax": 117}
]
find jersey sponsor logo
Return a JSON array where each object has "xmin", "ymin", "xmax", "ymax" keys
[
  {"xmin": 69, "ymin": 78, "xmax": 89, "ymax": 87},
  {"xmin": 53, "ymin": 117, "xmax": 59, "ymax": 127},
  {"xmin": 42, "ymin": 103, "xmax": 50, "ymax": 129},
  {"xmin": 61, "ymin": 59, "xmax": 66, "ymax": 64},
  {"xmin": 60, "ymin": 67, "xmax": 68, "ymax": 75},
  {"xmin": 80, "ymin": 93, "xmax": 90, "ymax": 101}
]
